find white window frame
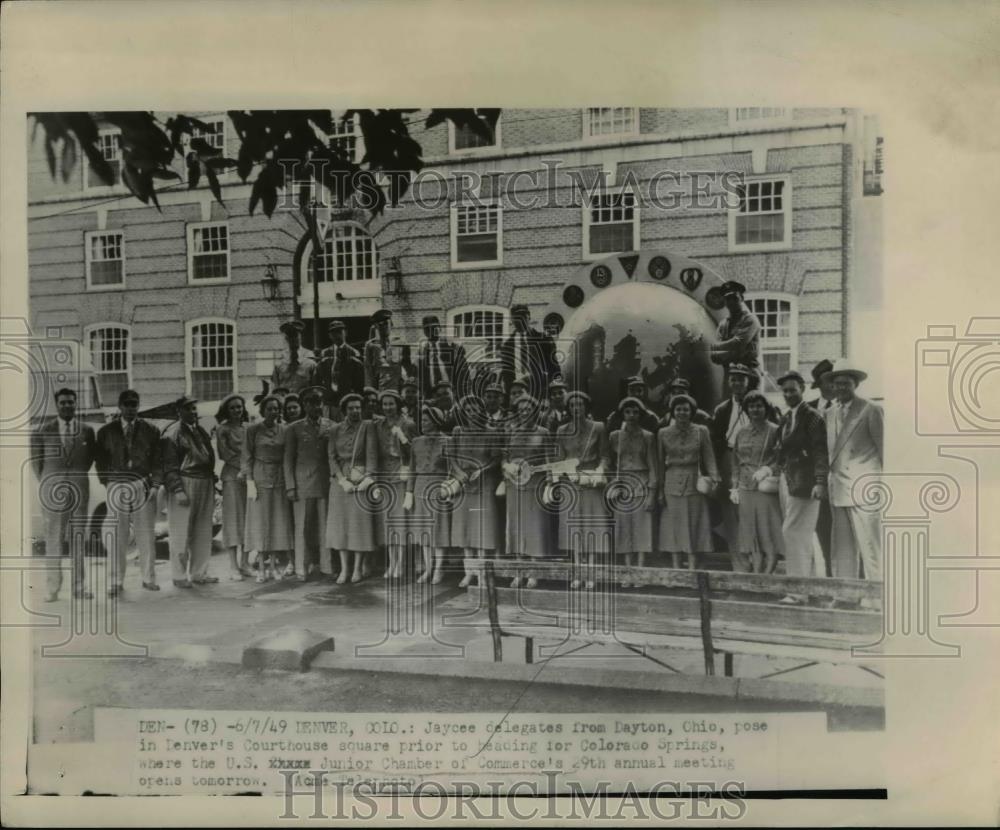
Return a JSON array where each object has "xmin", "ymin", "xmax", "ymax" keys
[
  {"xmin": 185, "ymin": 318, "xmax": 238, "ymax": 401},
  {"xmin": 84, "ymin": 323, "xmax": 132, "ymax": 396},
  {"xmin": 729, "ymin": 107, "xmax": 791, "ymax": 127},
  {"xmin": 450, "ymin": 201, "xmax": 503, "ymax": 268},
  {"xmin": 84, "ymin": 229, "xmax": 126, "ymax": 291},
  {"xmin": 186, "ymin": 221, "xmax": 231, "ymax": 284},
  {"xmin": 582, "ymin": 108, "xmax": 639, "ymax": 141},
  {"xmin": 448, "ymin": 115, "xmax": 501, "ymax": 155},
  {"xmin": 582, "ymin": 186, "xmax": 640, "ymax": 261},
  {"xmin": 728, "ymin": 175, "xmax": 792, "ymax": 253},
  {"xmin": 83, "ymin": 128, "xmax": 123, "ymax": 191},
  {"xmin": 302, "ymin": 222, "xmax": 379, "ymax": 298},
  {"xmin": 190, "ymin": 116, "xmax": 227, "ymax": 151},
  {"xmin": 327, "ymin": 112, "xmax": 363, "ymax": 164},
  {"xmin": 448, "ymin": 304, "xmax": 510, "ymax": 364},
  {"xmin": 745, "ymin": 292, "xmax": 798, "ymax": 380}
]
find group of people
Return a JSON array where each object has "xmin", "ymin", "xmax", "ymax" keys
[{"xmin": 32, "ymin": 282, "xmax": 883, "ymax": 604}]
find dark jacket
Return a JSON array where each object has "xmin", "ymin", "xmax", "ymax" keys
[
  {"xmin": 417, "ymin": 336, "xmax": 470, "ymax": 400},
  {"xmin": 161, "ymin": 420, "xmax": 215, "ymax": 493},
  {"xmin": 710, "ymin": 307, "xmax": 761, "ymax": 371},
  {"xmin": 773, "ymin": 402, "xmax": 829, "ymax": 497},
  {"xmin": 30, "ymin": 417, "xmax": 96, "ymax": 480},
  {"xmin": 313, "ymin": 343, "xmax": 364, "ymax": 404},
  {"xmin": 500, "ymin": 327, "xmax": 560, "ymax": 398},
  {"xmin": 95, "ymin": 417, "xmax": 162, "ymax": 487}
]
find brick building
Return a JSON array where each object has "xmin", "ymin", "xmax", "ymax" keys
[{"xmin": 27, "ymin": 107, "xmax": 883, "ymax": 408}]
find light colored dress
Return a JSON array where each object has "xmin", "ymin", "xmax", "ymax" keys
[
  {"xmin": 325, "ymin": 419, "xmax": 376, "ymax": 552},
  {"xmin": 732, "ymin": 421, "xmax": 785, "ymax": 558},
  {"xmin": 609, "ymin": 426, "xmax": 658, "ymax": 555},
  {"xmin": 504, "ymin": 425, "xmax": 557, "ymax": 558},
  {"xmin": 658, "ymin": 422, "xmax": 718, "ymax": 554},
  {"xmin": 408, "ymin": 434, "xmax": 452, "ymax": 549},
  {"xmin": 216, "ymin": 422, "xmax": 246, "ymax": 548},
  {"xmin": 448, "ymin": 424, "xmax": 503, "ymax": 551},
  {"xmin": 552, "ymin": 419, "xmax": 612, "ymax": 554},
  {"xmin": 372, "ymin": 414, "xmax": 418, "ymax": 546},
  {"xmin": 242, "ymin": 421, "xmax": 293, "ymax": 552}
]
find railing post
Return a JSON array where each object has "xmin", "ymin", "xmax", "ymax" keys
[
  {"xmin": 696, "ymin": 570, "xmax": 715, "ymax": 676},
  {"xmin": 483, "ymin": 559, "xmax": 503, "ymax": 662}
]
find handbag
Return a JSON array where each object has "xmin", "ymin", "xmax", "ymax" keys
[
  {"xmin": 754, "ymin": 427, "xmax": 780, "ymax": 493},
  {"xmin": 696, "ymin": 475, "xmax": 716, "ymax": 496}
]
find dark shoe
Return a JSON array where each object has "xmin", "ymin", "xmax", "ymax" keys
[
  {"xmin": 142, "ymin": 582, "xmax": 161, "ymax": 592},
  {"xmin": 107, "ymin": 585, "xmax": 123, "ymax": 597},
  {"xmin": 173, "ymin": 579, "xmax": 193, "ymax": 589},
  {"xmin": 192, "ymin": 576, "xmax": 219, "ymax": 584},
  {"xmin": 73, "ymin": 590, "xmax": 94, "ymax": 600}
]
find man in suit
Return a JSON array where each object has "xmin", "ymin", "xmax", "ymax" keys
[
  {"xmin": 823, "ymin": 359, "xmax": 884, "ymax": 585},
  {"xmin": 161, "ymin": 395, "xmax": 217, "ymax": 588},
  {"xmin": 500, "ymin": 304, "xmax": 560, "ymax": 402},
  {"xmin": 31, "ymin": 387, "xmax": 97, "ymax": 602},
  {"xmin": 95, "ymin": 389, "xmax": 163, "ymax": 595},
  {"xmin": 270, "ymin": 320, "xmax": 316, "ymax": 395},
  {"xmin": 768, "ymin": 371, "xmax": 829, "ymax": 603},
  {"xmin": 284, "ymin": 386, "xmax": 333, "ymax": 580},
  {"xmin": 313, "ymin": 319, "xmax": 363, "ymax": 420},
  {"xmin": 807, "ymin": 358, "xmax": 836, "ymax": 575},
  {"xmin": 417, "ymin": 314, "xmax": 469, "ymax": 402},
  {"xmin": 709, "ymin": 281, "xmax": 761, "ymax": 381},
  {"xmin": 364, "ymin": 309, "xmax": 407, "ymax": 393}
]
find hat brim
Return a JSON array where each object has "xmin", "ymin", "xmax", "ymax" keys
[{"xmin": 823, "ymin": 369, "xmax": 868, "ymax": 383}]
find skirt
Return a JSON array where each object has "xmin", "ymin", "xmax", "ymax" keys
[
  {"xmin": 374, "ymin": 478, "xmax": 408, "ymax": 547},
  {"xmin": 737, "ymin": 490, "xmax": 786, "ymax": 556},
  {"xmin": 506, "ymin": 475, "xmax": 557, "ymax": 558},
  {"xmin": 409, "ymin": 472, "xmax": 452, "ymax": 549},
  {"xmin": 221, "ymin": 478, "xmax": 247, "ymax": 548},
  {"xmin": 450, "ymin": 469, "xmax": 500, "ymax": 551},
  {"xmin": 659, "ymin": 493, "xmax": 713, "ymax": 554},
  {"xmin": 244, "ymin": 486, "xmax": 293, "ymax": 552},
  {"xmin": 325, "ymin": 481, "xmax": 376, "ymax": 553},
  {"xmin": 556, "ymin": 482, "xmax": 612, "ymax": 555}
]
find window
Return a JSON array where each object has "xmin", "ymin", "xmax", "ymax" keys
[
  {"xmin": 86, "ymin": 325, "xmax": 131, "ymax": 400},
  {"xmin": 584, "ymin": 108, "xmax": 638, "ymax": 139},
  {"xmin": 451, "ymin": 203, "xmax": 502, "ymax": 267},
  {"xmin": 191, "ymin": 118, "xmax": 225, "ymax": 150},
  {"xmin": 84, "ymin": 130, "xmax": 122, "ymax": 190},
  {"xmin": 448, "ymin": 116, "xmax": 500, "ymax": 153},
  {"xmin": 745, "ymin": 294, "xmax": 797, "ymax": 380},
  {"xmin": 584, "ymin": 190, "xmax": 639, "ymax": 258},
  {"xmin": 85, "ymin": 230, "xmax": 125, "ymax": 289},
  {"xmin": 731, "ymin": 107, "xmax": 788, "ymax": 125},
  {"xmin": 306, "ymin": 224, "xmax": 377, "ymax": 284},
  {"xmin": 187, "ymin": 222, "xmax": 230, "ymax": 282},
  {"xmin": 729, "ymin": 177, "xmax": 791, "ymax": 251},
  {"xmin": 328, "ymin": 114, "xmax": 361, "ymax": 162},
  {"xmin": 187, "ymin": 319, "xmax": 237, "ymax": 401},
  {"xmin": 450, "ymin": 306, "xmax": 508, "ymax": 363}
]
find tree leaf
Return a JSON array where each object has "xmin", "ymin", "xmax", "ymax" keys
[
  {"xmin": 205, "ymin": 165, "xmax": 223, "ymax": 205},
  {"xmin": 151, "ymin": 168, "xmax": 181, "ymax": 181},
  {"xmin": 122, "ymin": 163, "xmax": 150, "ymax": 204},
  {"xmin": 60, "ymin": 137, "xmax": 78, "ymax": 183},
  {"xmin": 187, "ymin": 156, "xmax": 201, "ymax": 189}
]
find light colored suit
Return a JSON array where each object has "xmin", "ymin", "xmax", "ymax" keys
[{"xmin": 825, "ymin": 396, "xmax": 884, "ymax": 580}]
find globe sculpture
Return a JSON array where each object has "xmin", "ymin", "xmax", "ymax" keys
[{"xmin": 557, "ymin": 282, "xmax": 724, "ymax": 421}]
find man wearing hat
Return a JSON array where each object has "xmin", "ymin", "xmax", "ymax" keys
[
  {"xmin": 364, "ymin": 309, "xmax": 406, "ymax": 393},
  {"xmin": 417, "ymin": 314, "xmax": 469, "ymax": 402},
  {"xmin": 540, "ymin": 379, "xmax": 571, "ymax": 434},
  {"xmin": 401, "ymin": 379, "xmax": 421, "ymax": 430},
  {"xmin": 432, "ymin": 379, "xmax": 459, "ymax": 434},
  {"xmin": 823, "ymin": 359, "xmax": 884, "ymax": 585},
  {"xmin": 161, "ymin": 395, "xmax": 218, "ymax": 588},
  {"xmin": 284, "ymin": 386, "xmax": 334, "ymax": 580},
  {"xmin": 709, "ymin": 281, "xmax": 761, "ymax": 379},
  {"xmin": 313, "ymin": 319, "xmax": 363, "ymax": 420},
  {"xmin": 807, "ymin": 358, "xmax": 836, "ymax": 571},
  {"xmin": 95, "ymin": 389, "xmax": 163, "ymax": 594},
  {"xmin": 500, "ymin": 304, "xmax": 560, "ymax": 401},
  {"xmin": 657, "ymin": 377, "xmax": 712, "ymax": 429},
  {"xmin": 271, "ymin": 320, "xmax": 317, "ymax": 395},
  {"xmin": 766, "ymin": 370, "xmax": 830, "ymax": 602},
  {"xmin": 506, "ymin": 375, "xmax": 530, "ymax": 418},
  {"xmin": 607, "ymin": 376, "xmax": 660, "ymax": 435}
]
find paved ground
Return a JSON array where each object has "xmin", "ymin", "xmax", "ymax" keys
[{"xmin": 26, "ymin": 550, "xmax": 884, "ymax": 744}]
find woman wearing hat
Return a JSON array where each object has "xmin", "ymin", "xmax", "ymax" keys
[
  {"xmin": 502, "ymin": 395, "xmax": 557, "ymax": 588},
  {"xmin": 551, "ymin": 391, "xmax": 612, "ymax": 589},
  {"xmin": 325, "ymin": 393, "xmax": 376, "ymax": 584},
  {"xmin": 215, "ymin": 394, "xmax": 251, "ymax": 580},
  {"xmin": 609, "ymin": 396, "xmax": 658, "ymax": 586},
  {"xmin": 450, "ymin": 394, "xmax": 503, "ymax": 586},
  {"xmin": 372, "ymin": 389, "xmax": 417, "ymax": 579},
  {"xmin": 407, "ymin": 404, "xmax": 453, "ymax": 585},
  {"xmin": 657, "ymin": 394, "xmax": 719, "ymax": 570},
  {"xmin": 730, "ymin": 390, "xmax": 785, "ymax": 574},
  {"xmin": 242, "ymin": 395, "xmax": 294, "ymax": 582}
]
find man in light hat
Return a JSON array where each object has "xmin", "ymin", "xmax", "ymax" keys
[
  {"xmin": 161, "ymin": 395, "xmax": 217, "ymax": 588},
  {"xmin": 823, "ymin": 358, "xmax": 884, "ymax": 587},
  {"xmin": 364, "ymin": 309, "xmax": 406, "ymax": 393},
  {"xmin": 314, "ymin": 319, "xmax": 363, "ymax": 420},
  {"xmin": 418, "ymin": 314, "xmax": 469, "ymax": 402},
  {"xmin": 271, "ymin": 320, "xmax": 317, "ymax": 395},
  {"xmin": 709, "ymin": 280, "xmax": 761, "ymax": 379},
  {"xmin": 500, "ymin": 304, "xmax": 560, "ymax": 401}
]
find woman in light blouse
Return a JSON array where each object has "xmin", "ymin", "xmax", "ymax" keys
[
  {"xmin": 407, "ymin": 405, "xmax": 452, "ymax": 585},
  {"xmin": 730, "ymin": 390, "xmax": 785, "ymax": 574},
  {"xmin": 242, "ymin": 395, "xmax": 294, "ymax": 582},
  {"xmin": 657, "ymin": 394, "xmax": 719, "ymax": 570},
  {"xmin": 610, "ymin": 396, "xmax": 658, "ymax": 586},
  {"xmin": 215, "ymin": 393, "xmax": 250, "ymax": 580},
  {"xmin": 372, "ymin": 389, "xmax": 417, "ymax": 580}
]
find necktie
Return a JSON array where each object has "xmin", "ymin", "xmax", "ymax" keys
[
  {"xmin": 431, "ymin": 341, "xmax": 444, "ymax": 386},
  {"xmin": 124, "ymin": 421, "xmax": 134, "ymax": 448},
  {"xmin": 516, "ymin": 333, "xmax": 526, "ymax": 374},
  {"xmin": 61, "ymin": 420, "xmax": 73, "ymax": 456},
  {"xmin": 835, "ymin": 402, "xmax": 847, "ymax": 441}
]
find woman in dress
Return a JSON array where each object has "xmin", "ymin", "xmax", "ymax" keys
[
  {"xmin": 242, "ymin": 395, "xmax": 294, "ymax": 582},
  {"xmin": 730, "ymin": 390, "xmax": 785, "ymax": 574},
  {"xmin": 658, "ymin": 394, "xmax": 720, "ymax": 570},
  {"xmin": 325, "ymin": 393, "xmax": 376, "ymax": 584},
  {"xmin": 407, "ymin": 405, "xmax": 452, "ymax": 585},
  {"xmin": 552, "ymin": 392, "xmax": 612, "ymax": 590},
  {"xmin": 215, "ymin": 393, "xmax": 250, "ymax": 580},
  {"xmin": 450, "ymin": 394, "xmax": 502, "ymax": 588},
  {"xmin": 502, "ymin": 396, "xmax": 557, "ymax": 588},
  {"xmin": 372, "ymin": 389, "xmax": 417, "ymax": 579},
  {"xmin": 609, "ymin": 396, "xmax": 658, "ymax": 586}
]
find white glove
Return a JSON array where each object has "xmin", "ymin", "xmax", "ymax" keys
[
  {"xmin": 541, "ymin": 483, "xmax": 555, "ymax": 506},
  {"xmin": 403, "ymin": 492, "xmax": 414, "ymax": 511},
  {"xmin": 502, "ymin": 462, "xmax": 519, "ymax": 478},
  {"xmin": 752, "ymin": 466, "xmax": 773, "ymax": 483},
  {"xmin": 495, "ymin": 481, "xmax": 507, "ymax": 498},
  {"xmin": 391, "ymin": 425, "xmax": 409, "ymax": 445},
  {"xmin": 566, "ymin": 472, "xmax": 580, "ymax": 485},
  {"xmin": 357, "ymin": 476, "xmax": 374, "ymax": 492},
  {"xmin": 247, "ymin": 480, "xmax": 258, "ymax": 501},
  {"xmin": 730, "ymin": 488, "xmax": 741, "ymax": 505},
  {"xmin": 338, "ymin": 477, "xmax": 354, "ymax": 493}
]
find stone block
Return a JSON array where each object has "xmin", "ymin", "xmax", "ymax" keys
[{"xmin": 241, "ymin": 627, "xmax": 335, "ymax": 672}]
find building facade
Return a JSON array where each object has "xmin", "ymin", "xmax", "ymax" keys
[{"xmin": 27, "ymin": 107, "xmax": 883, "ymax": 408}]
